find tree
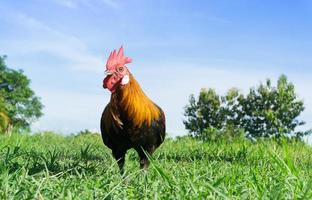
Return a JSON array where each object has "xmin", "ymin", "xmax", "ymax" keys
[
  {"xmin": 183, "ymin": 88, "xmax": 223, "ymax": 138},
  {"xmin": 221, "ymin": 88, "xmax": 244, "ymax": 129},
  {"xmin": 240, "ymin": 75, "xmax": 309, "ymax": 139},
  {"xmin": 0, "ymin": 56, "xmax": 43, "ymax": 131},
  {"xmin": 183, "ymin": 75, "xmax": 310, "ymax": 140}
]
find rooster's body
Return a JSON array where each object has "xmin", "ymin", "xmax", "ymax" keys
[{"xmin": 100, "ymin": 47, "xmax": 165, "ymax": 172}]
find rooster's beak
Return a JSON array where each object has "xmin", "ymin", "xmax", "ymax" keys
[{"xmin": 105, "ymin": 70, "xmax": 113, "ymax": 75}]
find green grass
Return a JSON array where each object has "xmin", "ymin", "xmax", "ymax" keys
[{"xmin": 1, "ymin": 132, "xmax": 312, "ymax": 199}]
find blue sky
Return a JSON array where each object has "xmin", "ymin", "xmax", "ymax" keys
[{"xmin": 0, "ymin": 0, "xmax": 312, "ymax": 138}]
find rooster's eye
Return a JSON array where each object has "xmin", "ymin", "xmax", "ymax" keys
[{"xmin": 118, "ymin": 67, "xmax": 124, "ymax": 72}]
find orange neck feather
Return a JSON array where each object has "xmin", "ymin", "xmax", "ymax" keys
[{"xmin": 112, "ymin": 74, "xmax": 160, "ymax": 127}]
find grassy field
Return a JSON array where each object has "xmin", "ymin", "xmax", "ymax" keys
[{"xmin": 1, "ymin": 132, "xmax": 312, "ymax": 199}]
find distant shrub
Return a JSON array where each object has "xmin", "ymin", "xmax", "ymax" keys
[
  {"xmin": 184, "ymin": 75, "xmax": 311, "ymax": 141},
  {"xmin": 75, "ymin": 129, "xmax": 99, "ymax": 136},
  {"xmin": 199, "ymin": 125, "xmax": 245, "ymax": 142}
]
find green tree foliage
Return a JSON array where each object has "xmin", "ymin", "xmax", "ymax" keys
[
  {"xmin": 240, "ymin": 75, "xmax": 309, "ymax": 139},
  {"xmin": 221, "ymin": 88, "xmax": 245, "ymax": 129},
  {"xmin": 0, "ymin": 56, "xmax": 43, "ymax": 131},
  {"xmin": 183, "ymin": 88, "xmax": 222, "ymax": 137},
  {"xmin": 184, "ymin": 75, "xmax": 310, "ymax": 140}
]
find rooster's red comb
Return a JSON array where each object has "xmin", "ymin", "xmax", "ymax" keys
[{"xmin": 106, "ymin": 46, "xmax": 132, "ymax": 70}]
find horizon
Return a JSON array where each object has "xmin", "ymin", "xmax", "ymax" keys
[{"xmin": 0, "ymin": 0, "xmax": 311, "ymax": 140}]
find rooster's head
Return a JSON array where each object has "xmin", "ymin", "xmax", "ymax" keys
[{"xmin": 103, "ymin": 46, "xmax": 132, "ymax": 92}]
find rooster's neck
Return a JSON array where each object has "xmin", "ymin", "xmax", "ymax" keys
[{"xmin": 111, "ymin": 74, "xmax": 160, "ymax": 127}]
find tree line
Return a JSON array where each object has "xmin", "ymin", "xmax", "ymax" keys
[{"xmin": 184, "ymin": 75, "xmax": 311, "ymax": 141}]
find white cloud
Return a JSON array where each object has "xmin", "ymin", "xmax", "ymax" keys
[
  {"xmin": 50, "ymin": 0, "xmax": 119, "ymax": 9},
  {"xmin": 1, "ymin": 13, "xmax": 104, "ymax": 72},
  {"xmin": 52, "ymin": 0, "xmax": 77, "ymax": 8},
  {"xmin": 99, "ymin": 0, "xmax": 119, "ymax": 9}
]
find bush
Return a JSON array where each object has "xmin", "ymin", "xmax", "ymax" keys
[
  {"xmin": 75, "ymin": 129, "xmax": 99, "ymax": 137},
  {"xmin": 197, "ymin": 125, "xmax": 245, "ymax": 142},
  {"xmin": 184, "ymin": 75, "xmax": 311, "ymax": 140}
]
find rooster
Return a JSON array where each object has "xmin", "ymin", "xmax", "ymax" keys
[{"xmin": 100, "ymin": 47, "xmax": 166, "ymax": 173}]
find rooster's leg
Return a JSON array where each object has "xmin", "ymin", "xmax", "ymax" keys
[
  {"xmin": 112, "ymin": 151, "xmax": 126, "ymax": 174},
  {"xmin": 137, "ymin": 146, "xmax": 155, "ymax": 170},
  {"xmin": 140, "ymin": 156, "xmax": 149, "ymax": 170}
]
